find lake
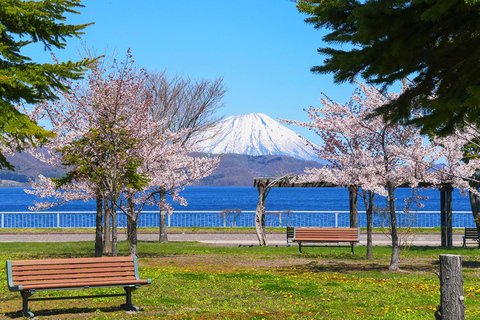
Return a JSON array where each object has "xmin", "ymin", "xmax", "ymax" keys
[
  {"xmin": 0, "ymin": 187, "xmax": 475, "ymax": 228},
  {"xmin": 0, "ymin": 186, "xmax": 473, "ymax": 212}
]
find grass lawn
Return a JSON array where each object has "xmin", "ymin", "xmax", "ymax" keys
[{"xmin": 1, "ymin": 241, "xmax": 480, "ymax": 319}]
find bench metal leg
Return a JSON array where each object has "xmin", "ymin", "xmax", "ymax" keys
[
  {"xmin": 298, "ymin": 242, "xmax": 303, "ymax": 254},
  {"xmin": 121, "ymin": 287, "xmax": 139, "ymax": 311},
  {"xmin": 21, "ymin": 291, "xmax": 35, "ymax": 318},
  {"xmin": 351, "ymin": 242, "xmax": 354, "ymax": 255}
]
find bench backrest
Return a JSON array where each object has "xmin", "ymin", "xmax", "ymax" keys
[
  {"xmin": 291, "ymin": 227, "xmax": 359, "ymax": 242},
  {"xmin": 465, "ymin": 227, "xmax": 479, "ymax": 238},
  {"xmin": 7, "ymin": 256, "xmax": 146, "ymax": 292}
]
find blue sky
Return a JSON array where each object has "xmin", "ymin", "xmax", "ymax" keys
[{"xmin": 29, "ymin": 0, "xmax": 357, "ymax": 144}]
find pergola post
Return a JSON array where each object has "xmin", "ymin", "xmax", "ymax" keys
[
  {"xmin": 440, "ymin": 184, "xmax": 453, "ymax": 248},
  {"xmin": 446, "ymin": 184, "xmax": 453, "ymax": 248},
  {"xmin": 440, "ymin": 187, "xmax": 446, "ymax": 247}
]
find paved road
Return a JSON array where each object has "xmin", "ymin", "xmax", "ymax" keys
[{"xmin": 0, "ymin": 232, "xmax": 466, "ymax": 247}]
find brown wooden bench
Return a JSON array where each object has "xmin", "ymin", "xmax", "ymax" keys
[
  {"xmin": 463, "ymin": 227, "xmax": 480, "ymax": 247},
  {"xmin": 287, "ymin": 227, "xmax": 360, "ymax": 254},
  {"xmin": 6, "ymin": 256, "xmax": 151, "ymax": 317}
]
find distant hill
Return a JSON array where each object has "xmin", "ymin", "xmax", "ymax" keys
[
  {"xmin": 194, "ymin": 153, "xmax": 323, "ymax": 186},
  {"xmin": 0, "ymin": 151, "xmax": 322, "ymax": 188},
  {"xmin": 0, "ymin": 151, "xmax": 65, "ymax": 187}
]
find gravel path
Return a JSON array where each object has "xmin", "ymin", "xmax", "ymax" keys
[{"xmin": 0, "ymin": 232, "xmax": 466, "ymax": 247}]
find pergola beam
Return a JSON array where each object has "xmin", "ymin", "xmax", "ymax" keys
[{"xmin": 253, "ymin": 177, "xmax": 454, "ymax": 248}]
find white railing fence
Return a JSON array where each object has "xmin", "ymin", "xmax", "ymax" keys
[{"xmin": 0, "ymin": 210, "xmax": 475, "ymax": 229}]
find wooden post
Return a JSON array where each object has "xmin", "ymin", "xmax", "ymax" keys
[
  {"xmin": 348, "ymin": 185, "xmax": 358, "ymax": 228},
  {"xmin": 440, "ymin": 188, "xmax": 447, "ymax": 247},
  {"xmin": 435, "ymin": 254, "xmax": 465, "ymax": 320}
]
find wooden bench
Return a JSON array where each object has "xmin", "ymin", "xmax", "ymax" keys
[
  {"xmin": 6, "ymin": 256, "xmax": 151, "ymax": 318},
  {"xmin": 287, "ymin": 227, "xmax": 360, "ymax": 254},
  {"xmin": 463, "ymin": 227, "xmax": 480, "ymax": 247}
]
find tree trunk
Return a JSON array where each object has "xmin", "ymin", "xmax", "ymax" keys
[
  {"xmin": 127, "ymin": 215, "xmax": 137, "ymax": 256},
  {"xmin": 103, "ymin": 201, "xmax": 112, "ymax": 254},
  {"xmin": 159, "ymin": 191, "xmax": 168, "ymax": 243},
  {"xmin": 127, "ymin": 192, "xmax": 137, "ymax": 256},
  {"xmin": 111, "ymin": 201, "xmax": 118, "ymax": 257},
  {"xmin": 348, "ymin": 185, "xmax": 358, "ymax": 228},
  {"xmin": 95, "ymin": 194, "xmax": 103, "ymax": 257},
  {"xmin": 469, "ymin": 177, "xmax": 480, "ymax": 247},
  {"xmin": 255, "ymin": 184, "xmax": 267, "ymax": 246},
  {"xmin": 363, "ymin": 191, "xmax": 374, "ymax": 260},
  {"xmin": 387, "ymin": 182, "xmax": 400, "ymax": 271},
  {"xmin": 435, "ymin": 254, "xmax": 465, "ymax": 320}
]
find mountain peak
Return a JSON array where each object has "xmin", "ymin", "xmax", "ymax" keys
[{"xmin": 194, "ymin": 113, "xmax": 319, "ymax": 161}]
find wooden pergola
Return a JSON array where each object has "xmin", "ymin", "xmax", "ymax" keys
[{"xmin": 253, "ymin": 177, "xmax": 455, "ymax": 247}]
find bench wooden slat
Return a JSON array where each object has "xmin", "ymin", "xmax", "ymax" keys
[
  {"xmin": 463, "ymin": 227, "xmax": 480, "ymax": 247},
  {"xmin": 16, "ymin": 276, "xmax": 143, "ymax": 287},
  {"xmin": 12, "ymin": 267, "xmax": 135, "ymax": 277},
  {"xmin": 286, "ymin": 227, "xmax": 359, "ymax": 254},
  {"xmin": 294, "ymin": 238, "xmax": 358, "ymax": 241},
  {"xmin": 11, "ymin": 257, "xmax": 133, "ymax": 266},
  {"xmin": 13, "ymin": 271, "xmax": 136, "ymax": 282},
  {"xmin": 12, "ymin": 262, "xmax": 134, "ymax": 272},
  {"xmin": 6, "ymin": 256, "xmax": 151, "ymax": 317},
  {"xmin": 19, "ymin": 279, "xmax": 150, "ymax": 291}
]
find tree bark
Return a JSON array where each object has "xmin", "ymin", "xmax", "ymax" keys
[
  {"xmin": 103, "ymin": 201, "xmax": 112, "ymax": 254},
  {"xmin": 255, "ymin": 184, "xmax": 267, "ymax": 246},
  {"xmin": 469, "ymin": 177, "xmax": 480, "ymax": 247},
  {"xmin": 435, "ymin": 254, "xmax": 465, "ymax": 320},
  {"xmin": 387, "ymin": 182, "xmax": 400, "ymax": 271},
  {"xmin": 127, "ymin": 214, "xmax": 137, "ymax": 256},
  {"xmin": 127, "ymin": 192, "xmax": 137, "ymax": 256},
  {"xmin": 158, "ymin": 191, "xmax": 168, "ymax": 243},
  {"xmin": 95, "ymin": 194, "xmax": 103, "ymax": 257},
  {"xmin": 363, "ymin": 191, "xmax": 374, "ymax": 260},
  {"xmin": 111, "ymin": 201, "xmax": 118, "ymax": 257},
  {"xmin": 348, "ymin": 185, "xmax": 358, "ymax": 228}
]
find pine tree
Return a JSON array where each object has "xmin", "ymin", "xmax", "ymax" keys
[
  {"xmin": 0, "ymin": 0, "xmax": 96, "ymax": 169},
  {"xmin": 296, "ymin": 0, "xmax": 480, "ymax": 134}
]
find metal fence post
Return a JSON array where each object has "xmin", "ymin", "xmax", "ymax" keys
[
  {"xmin": 279, "ymin": 212, "xmax": 282, "ymax": 227},
  {"xmin": 57, "ymin": 213, "xmax": 60, "ymax": 228},
  {"xmin": 1, "ymin": 213, "xmax": 3, "ymax": 228},
  {"xmin": 335, "ymin": 212, "xmax": 338, "ymax": 228},
  {"xmin": 167, "ymin": 212, "xmax": 171, "ymax": 227}
]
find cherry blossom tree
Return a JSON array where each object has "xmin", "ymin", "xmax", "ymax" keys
[
  {"xmin": 25, "ymin": 50, "xmax": 219, "ymax": 256},
  {"xmin": 403, "ymin": 127, "xmax": 480, "ymax": 242},
  {"xmin": 285, "ymin": 82, "xmax": 432, "ymax": 270}
]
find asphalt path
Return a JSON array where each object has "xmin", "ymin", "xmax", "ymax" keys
[{"xmin": 0, "ymin": 232, "xmax": 467, "ymax": 247}]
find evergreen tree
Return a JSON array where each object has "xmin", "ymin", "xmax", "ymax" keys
[
  {"xmin": 296, "ymin": 0, "xmax": 480, "ymax": 134},
  {"xmin": 0, "ymin": 0, "xmax": 96, "ymax": 169}
]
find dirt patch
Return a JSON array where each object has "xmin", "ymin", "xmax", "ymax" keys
[
  {"xmin": 141, "ymin": 254, "xmax": 307, "ymax": 272},
  {"xmin": 138, "ymin": 254, "xmax": 466, "ymax": 275}
]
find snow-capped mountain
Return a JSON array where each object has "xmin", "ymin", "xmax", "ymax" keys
[{"xmin": 194, "ymin": 113, "xmax": 319, "ymax": 161}]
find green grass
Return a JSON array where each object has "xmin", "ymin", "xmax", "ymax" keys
[{"xmin": 1, "ymin": 241, "xmax": 480, "ymax": 319}]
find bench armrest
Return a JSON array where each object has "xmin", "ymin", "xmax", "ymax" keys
[{"xmin": 6, "ymin": 260, "xmax": 22, "ymax": 291}]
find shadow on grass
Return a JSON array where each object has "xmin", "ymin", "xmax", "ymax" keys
[{"xmin": 5, "ymin": 306, "xmax": 125, "ymax": 319}]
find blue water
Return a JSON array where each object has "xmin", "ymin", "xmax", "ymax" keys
[
  {"xmin": 0, "ymin": 187, "xmax": 475, "ymax": 228},
  {"xmin": 0, "ymin": 186, "xmax": 472, "ymax": 212}
]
